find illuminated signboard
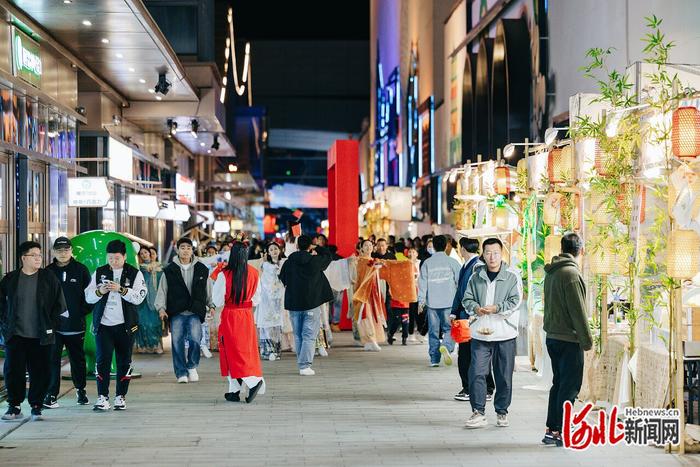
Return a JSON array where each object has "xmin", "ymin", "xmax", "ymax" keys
[
  {"xmin": 176, "ymin": 173, "xmax": 197, "ymax": 205},
  {"xmin": 12, "ymin": 27, "xmax": 42, "ymax": 87},
  {"xmin": 108, "ymin": 137, "xmax": 134, "ymax": 182}
]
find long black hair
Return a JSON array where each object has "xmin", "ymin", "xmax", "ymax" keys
[
  {"xmin": 264, "ymin": 241, "xmax": 285, "ymax": 264},
  {"xmin": 225, "ymin": 242, "xmax": 249, "ymax": 304}
]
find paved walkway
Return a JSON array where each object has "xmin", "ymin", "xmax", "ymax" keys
[{"xmin": 0, "ymin": 333, "xmax": 698, "ymax": 466}]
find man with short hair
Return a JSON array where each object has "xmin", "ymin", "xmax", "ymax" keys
[
  {"xmin": 44, "ymin": 237, "xmax": 92, "ymax": 409},
  {"xmin": 418, "ymin": 235, "xmax": 462, "ymax": 367},
  {"xmin": 463, "ymin": 237, "xmax": 522, "ymax": 429},
  {"xmin": 1, "ymin": 241, "xmax": 65, "ymax": 421},
  {"xmin": 86, "ymin": 239, "xmax": 147, "ymax": 411},
  {"xmin": 279, "ymin": 234, "xmax": 333, "ymax": 376},
  {"xmin": 155, "ymin": 237, "xmax": 213, "ymax": 383},
  {"xmin": 372, "ymin": 238, "xmax": 396, "ymax": 260},
  {"xmin": 450, "ymin": 237, "xmax": 495, "ymax": 402},
  {"xmin": 542, "ymin": 233, "xmax": 592, "ymax": 446}
]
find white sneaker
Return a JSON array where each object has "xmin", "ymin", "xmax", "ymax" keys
[
  {"xmin": 187, "ymin": 369, "xmax": 199, "ymax": 382},
  {"xmin": 372, "ymin": 342, "xmax": 382, "ymax": 351},
  {"xmin": 496, "ymin": 413, "xmax": 509, "ymax": 427},
  {"xmin": 268, "ymin": 352, "xmax": 278, "ymax": 361},
  {"xmin": 464, "ymin": 411, "xmax": 487, "ymax": 429},
  {"xmin": 93, "ymin": 395, "xmax": 111, "ymax": 411},
  {"xmin": 318, "ymin": 347, "xmax": 329, "ymax": 357},
  {"xmin": 113, "ymin": 395, "xmax": 126, "ymax": 411},
  {"xmin": 299, "ymin": 367, "xmax": 315, "ymax": 376},
  {"xmin": 177, "ymin": 376, "xmax": 189, "ymax": 384},
  {"xmin": 407, "ymin": 334, "xmax": 417, "ymax": 343},
  {"xmin": 201, "ymin": 347, "xmax": 213, "ymax": 359},
  {"xmin": 439, "ymin": 345, "xmax": 453, "ymax": 366}
]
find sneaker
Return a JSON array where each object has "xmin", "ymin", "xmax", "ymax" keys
[
  {"xmin": 387, "ymin": 336, "xmax": 395, "ymax": 345},
  {"xmin": 496, "ymin": 413, "xmax": 509, "ymax": 427},
  {"xmin": 43, "ymin": 395, "xmax": 59, "ymax": 409},
  {"xmin": 486, "ymin": 393, "xmax": 493, "ymax": 401},
  {"xmin": 464, "ymin": 411, "xmax": 487, "ymax": 429},
  {"xmin": 371, "ymin": 342, "xmax": 381, "ymax": 351},
  {"xmin": 93, "ymin": 395, "xmax": 111, "ymax": 411},
  {"xmin": 299, "ymin": 367, "xmax": 316, "ymax": 376},
  {"xmin": 363, "ymin": 343, "xmax": 381, "ymax": 352},
  {"xmin": 30, "ymin": 406, "xmax": 43, "ymax": 421},
  {"xmin": 2, "ymin": 406, "xmax": 23, "ymax": 421},
  {"xmin": 439, "ymin": 345, "xmax": 453, "ymax": 366},
  {"xmin": 113, "ymin": 396, "xmax": 126, "ymax": 411},
  {"xmin": 318, "ymin": 347, "xmax": 329, "ymax": 357},
  {"xmin": 268, "ymin": 352, "xmax": 278, "ymax": 361},
  {"xmin": 246, "ymin": 381, "xmax": 263, "ymax": 403},
  {"xmin": 224, "ymin": 392, "xmax": 240, "ymax": 402},
  {"xmin": 401, "ymin": 337, "xmax": 407, "ymax": 345},
  {"xmin": 454, "ymin": 390, "xmax": 470, "ymax": 402},
  {"xmin": 430, "ymin": 363, "xmax": 440, "ymax": 368},
  {"xmin": 187, "ymin": 369, "xmax": 199, "ymax": 382},
  {"xmin": 542, "ymin": 430, "xmax": 563, "ymax": 446},
  {"xmin": 407, "ymin": 334, "xmax": 417, "ymax": 343},
  {"xmin": 76, "ymin": 389, "xmax": 89, "ymax": 405},
  {"xmin": 201, "ymin": 347, "xmax": 213, "ymax": 359},
  {"xmin": 177, "ymin": 375, "xmax": 189, "ymax": 384}
]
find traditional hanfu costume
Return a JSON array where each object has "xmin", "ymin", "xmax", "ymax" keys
[
  {"xmin": 256, "ymin": 260, "xmax": 286, "ymax": 360},
  {"xmin": 213, "ymin": 265, "xmax": 265, "ymax": 401},
  {"xmin": 135, "ymin": 260, "xmax": 164, "ymax": 353}
]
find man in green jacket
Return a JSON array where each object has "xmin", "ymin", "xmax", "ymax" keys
[{"xmin": 542, "ymin": 232, "xmax": 593, "ymax": 447}]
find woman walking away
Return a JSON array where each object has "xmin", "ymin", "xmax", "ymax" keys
[
  {"xmin": 256, "ymin": 242, "xmax": 286, "ymax": 361},
  {"xmin": 212, "ymin": 239, "xmax": 265, "ymax": 403}
]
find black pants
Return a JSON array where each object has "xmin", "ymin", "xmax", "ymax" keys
[
  {"xmin": 3, "ymin": 336, "xmax": 51, "ymax": 408},
  {"xmin": 546, "ymin": 338, "xmax": 584, "ymax": 432},
  {"xmin": 387, "ymin": 307, "xmax": 409, "ymax": 340},
  {"xmin": 458, "ymin": 340, "xmax": 495, "ymax": 394},
  {"xmin": 95, "ymin": 324, "xmax": 134, "ymax": 397},
  {"xmin": 408, "ymin": 302, "xmax": 427, "ymax": 335},
  {"xmin": 47, "ymin": 332, "xmax": 87, "ymax": 398}
]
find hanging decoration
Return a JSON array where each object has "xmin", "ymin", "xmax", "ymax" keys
[
  {"xmin": 589, "ymin": 191, "xmax": 611, "ymax": 224},
  {"xmin": 588, "ymin": 237, "xmax": 616, "ymax": 275},
  {"xmin": 548, "ymin": 145, "xmax": 574, "ymax": 184},
  {"xmin": 222, "ymin": 8, "xmax": 252, "ymax": 105},
  {"xmin": 543, "ymin": 192, "xmax": 562, "ymax": 226},
  {"xmin": 544, "ymin": 234, "xmax": 562, "ymax": 263},
  {"xmin": 495, "ymin": 163, "xmax": 512, "ymax": 195},
  {"xmin": 667, "ymin": 229, "xmax": 700, "ymax": 279},
  {"xmin": 672, "ymin": 106, "xmax": 700, "ymax": 160},
  {"xmin": 594, "ymin": 141, "xmax": 611, "ymax": 177}
]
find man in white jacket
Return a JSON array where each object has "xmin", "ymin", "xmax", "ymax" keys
[{"xmin": 462, "ymin": 238, "xmax": 522, "ymax": 429}]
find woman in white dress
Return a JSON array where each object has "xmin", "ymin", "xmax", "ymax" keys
[{"xmin": 256, "ymin": 242, "xmax": 287, "ymax": 361}]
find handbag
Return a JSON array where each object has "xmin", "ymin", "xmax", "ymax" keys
[{"xmin": 450, "ymin": 319, "xmax": 471, "ymax": 343}]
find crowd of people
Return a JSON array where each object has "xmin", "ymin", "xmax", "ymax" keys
[{"xmin": 0, "ymin": 229, "xmax": 592, "ymax": 448}]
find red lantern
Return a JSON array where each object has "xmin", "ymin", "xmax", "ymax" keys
[
  {"xmin": 672, "ymin": 106, "xmax": 700, "ymax": 159},
  {"xmin": 495, "ymin": 165, "xmax": 511, "ymax": 195}
]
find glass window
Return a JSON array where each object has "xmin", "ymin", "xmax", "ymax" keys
[
  {"xmin": 1, "ymin": 88, "xmax": 12, "ymax": 144},
  {"xmin": 49, "ymin": 167, "xmax": 68, "ymax": 247},
  {"xmin": 17, "ymin": 94, "xmax": 26, "ymax": 149},
  {"xmin": 38, "ymin": 103, "xmax": 48, "ymax": 155},
  {"xmin": 67, "ymin": 118, "xmax": 76, "ymax": 159},
  {"xmin": 48, "ymin": 111, "xmax": 58, "ymax": 158},
  {"xmin": 27, "ymin": 98, "xmax": 38, "ymax": 151}
]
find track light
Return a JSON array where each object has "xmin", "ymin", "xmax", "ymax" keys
[
  {"xmin": 190, "ymin": 119, "xmax": 199, "ymax": 138},
  {"xmin": 211, "ymin": 134, "xmax": 220, "ymax": 150},
  {"xmin": 154, "ymin": 72, "xmax": 171, "ymax": 95},
  {"xmin": 167, "ymin": 119, "xmax": 177, "ymax": 137}
]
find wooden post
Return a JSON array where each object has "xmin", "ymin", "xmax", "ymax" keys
[
  {"xmin": 601, "ymin": 275, "xmax": 608, "ymax": 350},
  {"xmin": 673, "ymin": 286, "xmax": 686, "ymax": 454}
]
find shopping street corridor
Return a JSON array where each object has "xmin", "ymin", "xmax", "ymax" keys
[{"xmin": 0, "ymin": 333, "xmax": 696, "ymax": 467}]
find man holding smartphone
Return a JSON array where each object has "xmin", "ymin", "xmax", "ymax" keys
[{"xmin": 85, "ymin": 240, "xmax": 147, "ymax": 411}]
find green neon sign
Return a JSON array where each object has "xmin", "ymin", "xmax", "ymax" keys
[{"xmin": 12, "ymin": 27, "xmax": 42, "ymax": 87}]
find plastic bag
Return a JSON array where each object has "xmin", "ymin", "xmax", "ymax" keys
[{"xmin": 450, "ymin": 319, "xmax": 471, "ymax": 343}]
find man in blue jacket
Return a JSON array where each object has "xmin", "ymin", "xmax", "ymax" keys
[{"xmin": 450, "ymin": 237, "xmax": 495, "ymax": 402}]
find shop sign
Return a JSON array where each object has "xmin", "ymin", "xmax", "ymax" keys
[
  {"xmin": 108, "ymin": 137, "xmax": 134, "ymax": 182},
  {"xmin": 176, "ymin": 173, "xmax": 197, "ymax": 204},
  {"xmin": 67, "ymin": 177, "xmax": 111, "ymax": 207},
  {"xmin": 214, "ymin": 220, "xmax": 231, "ymax": 233},
  {"xmin": 174, "ymin": 203, "xmax": 191, "ymax": 222},
  {"xmin": 12, "ymin": 27, "xmax": 42, "ymax": 87},
  {"xmin": 127, "ymin": 194, "xmax": 159, "ymax": 218},
  {"xmin": 156, "ymin": 200, "xmax": 176, "ymax": 220}
]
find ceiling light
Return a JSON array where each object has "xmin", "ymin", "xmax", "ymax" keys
[
  {"xmin": 116, "ymin": 53, "xmax": 123, "ymax": 59},
  {"xmin": 148, "ymin": 88, "xmax": 155, "ymax": 94},
  {"xmin": 129, "ymin": 67, "xmax": 135, "ymax": 72},
  {"xmin": 138, "ymin": 78, "xmax": 146, "ymax": 84},
  {"xmin": 200, "ymin": 142, "xmax": 205, "ymax": 147},
  {"xmin": 101, "ymin": 38, "xmax": 109, "ymax": 44},
  {"xmin": 228, "ymin": 163, "xmax": 238, "ymax": 173},
  {"xmin": 63, "ymin": 0, "xmax": 72, "ymax": 4},
  {"xmin": 155, "ymin": 95, "xmax": 162, "ymax": 101},
  {"xmin": 207, "ymin": 149, "xmax": 212, "ymax": 154},
  {"xmin": 211, "ymin": 134, "xmax": 220, "ymax": 150},
  {"xmin": 82, "ymin": 20, "xmax": 92, "ymax": 27}
]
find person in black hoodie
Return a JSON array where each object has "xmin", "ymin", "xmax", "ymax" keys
[
  {"xmin": 85, "ymin": 240, "xmax": 147, "ymax": 412},
  {"xmin": 279, "ymin": 234, "xmax": 333, "ymax": 376},
  {"xmin": 43, "ymin": 237, "xmax": 92, "ymax": 409},
  {"xmin": 1, "ymin": 241, "xmax": 65, "ymax": 422}
]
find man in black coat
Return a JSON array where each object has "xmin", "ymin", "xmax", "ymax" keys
[
  {"xmin": 279, "ymin": 234, "xmax": 333, "ymax": 376},
  {"xmin": 0, "ymin": 241, "xmax": 65, "ymax": 421},
  {"xmin": 44, "ymin": 237, "xmax": 92, "ymax": 409}
]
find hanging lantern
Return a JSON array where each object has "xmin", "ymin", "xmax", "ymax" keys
[
  {"xmin": 588, "ymin": 237, "xmax": 616, "ymax": 275},
  {"xmin": 667, "ymin": 229, "xmax": 700, "ymax": 279},
  {"xmin": 589, "ymin": 191, "xmax": 611, "ymax": 224},
  {"xmin": 469, "ymin": 166, "xmax": 480, "ymax": 196},
  {"xmin": 594, "ymin": 141, "xmax": 611, "ymax": 176},
  {"xmin": 382, "ymin": 219, "xmax": 391, "ymax": 234},
  {"xmin": 672, "ymin": 106, "xmax": 700, "ymax": 160},
  {"xmin": 543, "ymin": 192, "xmax": 562, "ymax": 226},
  {"xmin": 493, "ymin": 205, "xmax": 511, "ymax": 231},
  {"xmin": 495, "ymin": 164, "xmax": 512, "ymax": 195},
  {"xmin": 548, "ymin": 145, "xmax": 574, "ymax": 184},
  {"xmin": 544, "ymin": 234, "xmax": 562, "ymax": 263}
]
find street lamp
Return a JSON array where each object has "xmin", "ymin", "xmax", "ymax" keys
[
  {"xmin": 503, "ymin": 140, "xmax": 545, "ymax": 159},
  {"xmin": 544, "ymin": 127, "xmax": 569, "ymax": 146}
]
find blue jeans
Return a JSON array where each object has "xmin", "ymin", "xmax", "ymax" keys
[
  {"xmin": 289, "ymin": 307, "xmax": 321, "ymax": 370},
  {"xmin": 331, "ymin": 291, "xmax": 343, "ymax": 324},
  {"xmin": 426, "ymin": 307, "xmax": 455, "ymax": 364},
  {"xmin": 170, "ymin": 313, "xmax": 202, "ymax": 378}
]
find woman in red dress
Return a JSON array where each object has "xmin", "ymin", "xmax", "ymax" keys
[{"xmin": 212, "ymin": 241, "xmax": 265, "ymax": 403}]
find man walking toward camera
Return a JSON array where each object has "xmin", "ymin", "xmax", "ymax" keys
[
  {"xmin": 462, "ymin": 238, "xmax": 522, "ymax": 429},
  {"xmin": 541, "ymin": 233, "xmax": 592, "ymax": 446}
]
